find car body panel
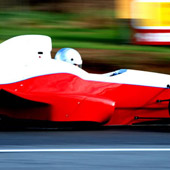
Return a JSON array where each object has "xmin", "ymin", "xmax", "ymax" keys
[{"xmin": 0, "ymin": 35, "xmax": 170, "ymax": 126}]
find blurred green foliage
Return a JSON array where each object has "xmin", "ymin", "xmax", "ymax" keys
[
  {"xmin": 0, "ymin": 10, "xmax": 117, "ymax": 45},
  {"xmin": 0, "ymin": 10, "xmax": 169, "ymax": 53}
]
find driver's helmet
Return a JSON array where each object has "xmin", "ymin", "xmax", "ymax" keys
[{"xmin": 55, "ymin": 48, "xmax": 82, "ymax": 68}]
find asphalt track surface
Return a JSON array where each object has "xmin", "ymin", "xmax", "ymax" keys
[{"xmin": 1, "ymin": 126, "xmax": 170, "ymax": 170}]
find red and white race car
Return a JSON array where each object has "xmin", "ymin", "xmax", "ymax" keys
[{"xmin": 0, "ymin": 35, "xmax": 170, "ymax": 126}]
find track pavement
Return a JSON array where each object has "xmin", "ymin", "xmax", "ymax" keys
[{"xmin": 0, "ymin": 126, "xmax": 170, "ymax": 169}]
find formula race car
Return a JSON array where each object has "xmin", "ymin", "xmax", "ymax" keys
[{"xmin": 0, "ymin": 35, "xmax": 170, "ymax": 127}]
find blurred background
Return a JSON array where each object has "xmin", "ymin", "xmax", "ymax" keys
[{"xmin": 0, "ymin": 0, "xmax": 170, "ymax": 73}]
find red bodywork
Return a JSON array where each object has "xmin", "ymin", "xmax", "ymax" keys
[{"xmin": 0, "ymin": 73, "xmax": 170, "ymax": 126}]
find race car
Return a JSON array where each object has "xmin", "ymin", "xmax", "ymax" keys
[{"xmin": 0, "ymin": 35, "xmax": 170, "ymax": 126}]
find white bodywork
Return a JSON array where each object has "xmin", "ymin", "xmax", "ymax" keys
[
  {"xmin": 0, "ymin": 35, "xmax": 52, "ymax": 64},
  {"xmin": 0, "ymin": 35, "xmax": 170, "ymax": 88}
]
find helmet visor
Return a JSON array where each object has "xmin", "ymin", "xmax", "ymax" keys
[{"xmin": 74, "ymin": 64, "xmax": 82, "ymax": 68}]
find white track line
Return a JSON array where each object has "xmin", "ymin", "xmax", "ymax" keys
[{"xmin": 1, "ymin": 148, "xmax": 170, "ymax": 152}]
